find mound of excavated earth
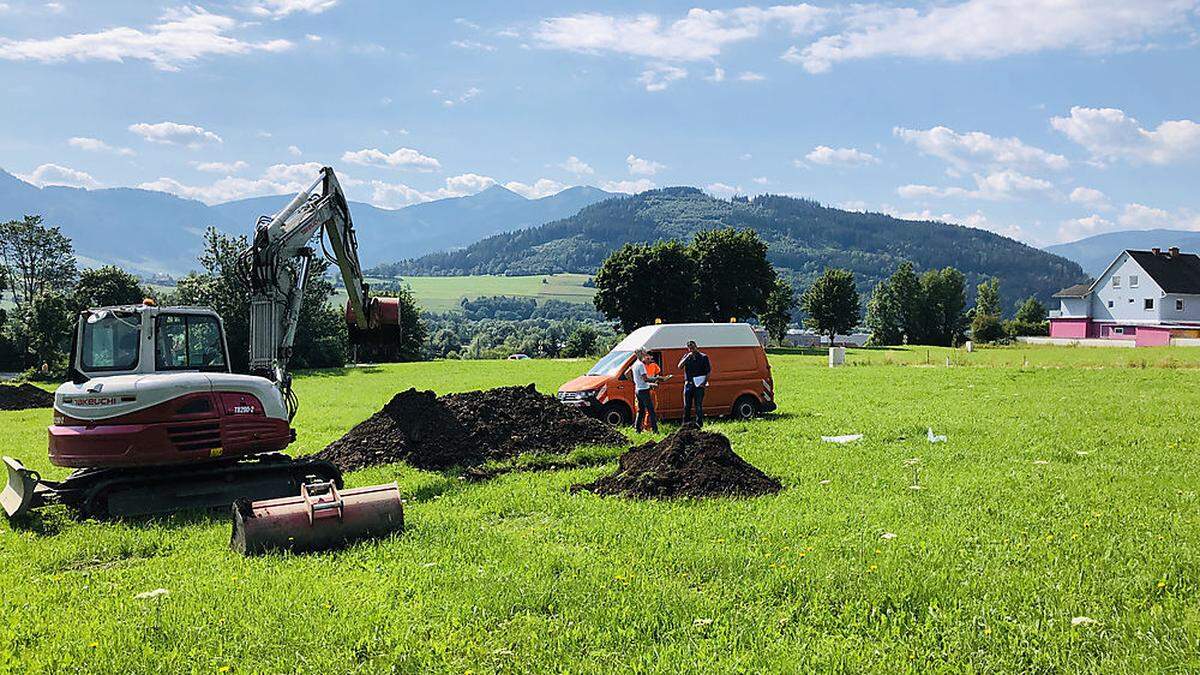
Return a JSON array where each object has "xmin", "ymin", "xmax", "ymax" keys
[
  {"xmin": 314, "ymin": 384, "xmax": 625, "ymax": 472},
  {"xmin": 0, "ymin": 383, "xmax": 55, "ymax": 411},
  {"xmin": 572, "ymin": 428, "xmax": 782, "ymax": 500}
]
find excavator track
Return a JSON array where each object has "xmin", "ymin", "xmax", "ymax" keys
[{"xmin": 5, "ymin": 454, "xmax": 341, "ymax": 520}]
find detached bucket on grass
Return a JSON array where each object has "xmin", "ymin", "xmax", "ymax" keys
[{"xmin": 230, "ymin": 480, "xmax": 404, "ymax": 555}]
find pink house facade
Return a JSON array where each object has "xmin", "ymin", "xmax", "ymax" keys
[{"xmin": 1049, "ymin": 247, "xmax": 1200, "ymax": 346}]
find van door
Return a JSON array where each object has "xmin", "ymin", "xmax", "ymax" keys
[
  {"xmin": 708, "ymin": 346, "xmax": 759, "ymax": 414},
  {"xmin": 650, "ymin": 349, "xmax": 684, "ymax": 417}
]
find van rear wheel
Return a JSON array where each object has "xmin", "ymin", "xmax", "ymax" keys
[
  {"xmin": 732, "ymin": 395, "xmax": 759, "ymax": 421},
  {"xmin": 600, "ymin": 402, "xmax": 631, "ymax": 426}
]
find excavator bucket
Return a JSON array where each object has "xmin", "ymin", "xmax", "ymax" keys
[
  {"xmin": 230, "ymin": 480, "xmax": 403, "ymax": 555},
  {"xmin": 1, "ymin": 456, "xmax": 42, "ymax": 520},
  {"xmin": 346, "ymin": 297, "xmax": 404, "ymax": 361}
]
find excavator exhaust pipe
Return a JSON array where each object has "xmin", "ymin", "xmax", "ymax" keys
[
  {"xmin": 1, "ymin": 456, "xmax": 43, "ymax": 520},
  {"xmin": 230, "ymin": 480, "xmax": 404, "ymax": 555}
]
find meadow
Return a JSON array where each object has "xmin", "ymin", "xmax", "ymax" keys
[
  {"xmin": 330, "ymin": 273, "xmax": 596, "ymax": 312},
  {"xmin": 2, "ymin": 345, "xmax": 1199, "ymax": 672}
]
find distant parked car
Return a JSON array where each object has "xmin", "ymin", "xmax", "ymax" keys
[{"xmin": 507, "ymin": 353, "xmax": 530, "ymax": 360}]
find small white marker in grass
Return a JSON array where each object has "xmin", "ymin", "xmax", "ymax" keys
[
  {"xmin": 1033, "ymin": 459, "xmax": 1049, "ymax": 465},
  {"xmin": 134, "ymin": 588, "xmax": 169, "ymax": 600},
  {"xmin": 819, "ymin": 479, "xmax": 832, "ymax": 485},
  {"xmin": 926, "ymin": 427, "xmax": 946, "ymax": 443},
  {"xmin": 881, "ymin": 532, "xmax": 897, "ymax": 540},
  {"xmin": 821, "ymin": 434, "xmax": 862, "ymax": 444},
  {"xmin": 1071, "ymin": 616, "xmax": 1097, "ymax": 627}
]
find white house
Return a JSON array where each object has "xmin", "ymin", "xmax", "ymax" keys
[{"xmin": 1050, "ymin": 247, "xmax": 1200, "ymax": 346}]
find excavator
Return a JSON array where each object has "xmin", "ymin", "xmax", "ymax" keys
[{"xmin": 1, "ymin": 167, "xmax": 401, "ymax": 521}]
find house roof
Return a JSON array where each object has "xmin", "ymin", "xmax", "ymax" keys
[
  {"xmin": 1053, "ymin": 283, "xmax": 1091, "ymax": 298},
  {"xmin": 1126, "ymin": 250, "xmax": 1200, "ymax": 294}
]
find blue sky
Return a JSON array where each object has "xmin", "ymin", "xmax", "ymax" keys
[{"xmin": 0, "ymin": 0, "xmax": 1197, "ymax": 246}]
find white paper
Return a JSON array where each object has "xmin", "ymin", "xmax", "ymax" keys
[
  {"xmin": 821, "ymin": 434, "xmax": 863, "ymax": 444},
  {"xmin": 692, "ymin": 375, "xmax": 707, "ymax": 386}
]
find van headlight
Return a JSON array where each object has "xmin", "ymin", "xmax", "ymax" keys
[{"xmin": 558, "ymin": 389, "xmax": 598, "ymax": 401}]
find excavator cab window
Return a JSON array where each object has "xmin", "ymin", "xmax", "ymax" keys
[
  {"xmin": 80, "ymin": 311, "xmax": 140, "ymax": 372},
  {"xmin": 155, "ymin": 314, "xmax": 228, "ymax": 372}
]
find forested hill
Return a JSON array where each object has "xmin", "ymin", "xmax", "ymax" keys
[{"xmin": 371, "ymin": 187, "xmax": 1086, "ymax": 308}]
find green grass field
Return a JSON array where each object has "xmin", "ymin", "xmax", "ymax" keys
[
  {"xmin": 3, "ymin": 346, "xmax": 1200, "ymax": 671},
  {"xmin": 329, "ymin": 273, "xmax": 596, "ymax": 312}
]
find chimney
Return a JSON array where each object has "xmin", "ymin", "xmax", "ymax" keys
[
  {"xmin": 1152, "ymin": 247, "xmax": 1161, "ymax": 255},
  {"xmin": 1170, "ymin": 246, "xmax": 1180, "ymax": 258}
]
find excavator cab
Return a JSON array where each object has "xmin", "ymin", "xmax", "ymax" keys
[{"xmin": 70, "ymin": 304, "xmax": 231, "ymax": 383}]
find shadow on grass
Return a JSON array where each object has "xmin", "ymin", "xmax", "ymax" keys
[{"xmin": 296, "ymin": 365, "xmax": 386, "ymax": 378}]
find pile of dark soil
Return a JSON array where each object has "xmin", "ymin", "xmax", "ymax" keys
[
  {"xmin": 0, "ymin": 383, "xmax": 55, "ymax": 411},
  {"xmin": 314, "ymin": 384, "xmax": 625, "ymax": 472},
  {"xmin": 572, "ymin": 428, "xmax": 782, "ymax": 500}
]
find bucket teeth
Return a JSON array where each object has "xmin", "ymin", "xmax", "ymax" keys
[{"xmin": 1, "ymin": 456, "xmax": 41, "ymax": 520}]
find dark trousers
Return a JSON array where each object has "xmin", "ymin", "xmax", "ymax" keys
[
  {"xmin": 635, "ymin": 389, "xmax": 658, "ymax": 433},
  {"xmin": 683, "ymin": 383, "xmax": 705, "ymax": 427}
]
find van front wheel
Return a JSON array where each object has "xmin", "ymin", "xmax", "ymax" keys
[
  {"xmin": 600, "ymin": 402, "xmax": 632, "ymax": 426},
  {"xmin": 732, "ymin": 395, "xmax": 759, "ymax": 421}
]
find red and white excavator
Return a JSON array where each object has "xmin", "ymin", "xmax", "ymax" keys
[{"xmin": 2, "ymin": 167, "xmax": 401, "ymax": 520}]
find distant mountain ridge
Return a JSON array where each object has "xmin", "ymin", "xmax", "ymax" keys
[
  {"xmin": 1044, "ymin": 229, "xmax": 1200, "ymax": 277},
  {"xmin": 377, "ymin": 187, "xmax": 1086, "ymax": 309},
  {"xmin": 0, "ymin": 169, "xmax": 613, "ymax": 273}
]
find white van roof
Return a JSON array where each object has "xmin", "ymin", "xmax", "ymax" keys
[{"xmin": 613, "ymin": 323, "xmax": 761, "ymax": 351}]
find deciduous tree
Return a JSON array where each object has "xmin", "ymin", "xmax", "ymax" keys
[
  {"xmin": 760, "ymin": 278, "xmax": 795, "ymax": 346},
  {"xmin": 0, "ymin": 215, "xmax": 77, "ymax": 309},
  {"xmin": 690, "ymin": 228, "xmax": 776, "ymax": 322},
  {"xmin": 800, "ymin": 268, "xmax": 860, "ymax": 346},
  {"xmin": 593, "ymin": 241, "xmax": 699, "ymax": 332}
]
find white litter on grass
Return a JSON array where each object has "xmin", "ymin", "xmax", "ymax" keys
[
  {"xmin": 1071, "ymin": 616, "xmax": 1097, "ymax": 627},
  {"xmin": 1033, "ymin": 459, "xmax": 1050, "ymax": 465},
  {"xmin": 1076, "ymin": 450, "xmax": 1090, "ymax": 456},
  {"xmin": 819, "ymin": 479, "xmax": 832, "ymax": 485},
  {"xmin": 881, "ymin": 532, "xmax": 897, "ymax": 540},
  {"xmin": 927, "ymin": 427, "xmax": 947, "ymax": 443},
  {"xmin": 821, "ymin": 434, "xmax": 863, "ymax": 444},
  {"xmin": 135, "ymin": 588, "xmax": 169, "ymax": 600}
]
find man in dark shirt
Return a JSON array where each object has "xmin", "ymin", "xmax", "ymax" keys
[{"xmin": 677, "ymin": 340, "xmax": 711, "ymax": 427}]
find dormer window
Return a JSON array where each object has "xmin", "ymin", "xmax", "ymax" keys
[
  {"xmin": 1112, "ymin": 276, "xmax": 1121, "ymax": 288},
  {"xmin": 1130, "ymin": 275, "xmax": 1139, "ymax": 288}
]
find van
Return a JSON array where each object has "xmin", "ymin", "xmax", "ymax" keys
[{"xmin": 557, "ymin": 323, "xmax": 776, "ymax": 425}]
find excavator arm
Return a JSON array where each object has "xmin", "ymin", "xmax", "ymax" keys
[{"xmin": 240, "ymin": 167, "xmax": 386, "ymax": 403}]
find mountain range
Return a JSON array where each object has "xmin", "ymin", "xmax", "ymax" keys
[
  {"xmin": 377, "ymin": 187, "xmax": 1087, "ymax": 309},
  {"xmin": 0, "ymin": 169, "xmax": 613, "ymax": 274},
  {"xmin": 1044, "ymin": 229, "xmax": 1200, "ymax": 277}
]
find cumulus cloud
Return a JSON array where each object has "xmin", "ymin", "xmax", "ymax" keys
[
  {"xmin": 786, "ymin": 0, "xmax": 1197, "ymax": 74},
  {"xmin": 1117, "ymin": 202, "xmax": 1173, "ymax": 229},
  {"xmin": 1050, "ymin": 106, "xmax": 1200, "ymax": 165},
  {"xmin": 894, "ymin": 125, "xmax": 1068, "ymax": 172},
  {"xmin": 69, "ymin": 136, "xmax": 134, "ymax": 156},
  {"xmin": 138, "ymin": 162, "xmax": 329, "ymax": 204},
  {"xmin": 534, "ymin": 5, "xmax": 827, "ymax": 61},
  {"xmin": 505, "ymin": 178, "xmax": 567, "ymax": 199},
  {"xmin": 637, "ymin": 63, "xmax": 687, "ymax": 91},
  {"xmin": 192, "ymin": 160, "xmax": 248, "ymax": 173},
  {"xmin": 1068, "ymin": 186, "xmax": 1110, "ymax": 210},
  {"xmin": 560, "ymin": 156, "xmax": 594, "ymax": 176},
  {"xmin": 0, "ymin": 6, "xmax": 292, "ymax": 71},
  {"xmin": 288, "ymin": 145, "xmax": 302, "ymax": 157},
  {"xmin": 247, "ymin": 0, "xmax": 339, "ymax": 18},
  {"xmin": 737, "ymin": 71, "xmax": 766, "ymax": 81},
  {"xmin": 368, "ymin": 173, "xmax": 505, "ymax": 208},
  {"xmin": 626, "ymin": 154, "xmax": 665, "ymax": 176},
  {"xmin": 601, "ymin": 178, "xmax": 656, "ymax": 194},
  {"xmin": 803, "ymin": 145, "xmax": 879, "ymax": 167},
  {"xmin": 883, "ymin": 205, "xmax": 1026, "ymax": 241},
  {"xmin": 898, "ymin": 170, "xmax": 1054, "ymax": 201},
  {"xmin": 341, "ymin": 147, "xmax": 441, "ymax": 171},
  {"xmin": 18, "ymin": 163, "xmax": 101, "ymax": 189},
  {"xmin": 1058, "ymin": 214, "xmax": 1117, "ymax": 242},
  {"xmin": 129, "ymin": 121, "xmax": 222, "ymax": 148},
  {"xmin": 705, "ymin": 66, "xmax": 726, "ymax": 82},
  {"xmin": 705, "ymin": 182, "xmax": 743, "ymax": 198}
]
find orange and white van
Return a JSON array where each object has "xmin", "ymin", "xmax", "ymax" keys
[{"xmin": 557, "ymin": 323, "xmax": 776, "ymax": 425}]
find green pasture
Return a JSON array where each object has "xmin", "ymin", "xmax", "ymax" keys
[
  {"xmin": 2, "ymin": 345, "xmax": 1199, "ymax": 672},
  {"xmin": 333, "ymin": 273, "xmax": 596, "ymax": 312}
]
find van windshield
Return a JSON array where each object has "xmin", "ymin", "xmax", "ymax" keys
[{"xmin": 587, "ymin": 350, "xmax": 632, "ymax": 376}]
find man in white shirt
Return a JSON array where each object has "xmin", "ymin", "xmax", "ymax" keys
[{"xmin": 631, "ymin": 349, "xmax": 666, "ymax": 433}]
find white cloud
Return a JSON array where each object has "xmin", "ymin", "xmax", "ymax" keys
[
  {"xmin": 340, "ymin": 147, "xmax": 441, "ymax": 172},
  {"xmin": 0, "ymin": 6, "xmax": 292, "ymax": 71},
  {"xmin": 737, "ymin": 71, "xmax": 766, "ymax": 81},
  {"xmin": 129, "ymin": 121, "xmax": 222, "ymax": 148},
  {"xmin": 637, "ymin": 63, "xmax": 687, "ymax": 91},
  {"xmin": 505, "ymin": 178, "xmax": 567, "ymax": 199},
  {"xmin": 705, "ymin": 66, "xmax": 726, "ymax": 82},
  {"xmin": 1050, "ymin": 106, "xmax": 1200, "ymax": 166},
  {"xmin": 193, "ymin": 160, "xmax": 248, "ymax": 173},
  {"xmin": 450, "ymin": 39, "xmax": 496, "ymax": 52},
  {"xmin": 68, "ymin": 136, "xmax": 134, "ymax": 156},
  {"xmin": 804, "ymin": 145, "xmax": 879, "ymax": 167},
  {"xmin": 18, "ymin": 163, "xmax": 101, "ymax": 189},
  {"xmin": 368, "ymin": 173, "xmax": 502, "ymax": 208},
  {"xmin": 44, "ymin": 2, "xmax": 63, "ymax": 14},
  {"xmin": 138, "ymin": 162, "xmax": 328, "ymax": 204},
  {"xmin": 442, "ymin": 87, "xmax": 482, "ymax": 106},
  {"xmin": 626, "ymin": 154, "xmax": 665, "ymax": 176},
  {"xmin": 1118, "ymin": 202, "xmax": 1172, "ymax": 229},
  {"xmin": 305, "ymin": 34, "xmax": 322, "ymax": 42},
  {"xmin": 898, "ymin": 170, "xmax": 1054, "ymax": 201},
  {"xmin": 787, "ymin": 0, "xmax": 1197, "ymax": 74},
  {"xmin": 883, "ymin": 205, "xmax": 1026, "ymax": 241},
  {"xmin": 1068, "ymin": 186, "xmax": 1110, "ymax": 210},
  {"xmin": 601, "ymin": 178, "xmax": 656, "ymax": 194},
  {"xmin": 560, "ymin": 156, "xmax": 594, "ymax": 175},
  {"xmin": 248, "ymin": 0, "xmax": 339, "ymax": 18},
  {"xmin": 288, "ymin": 145, "xmax": 302, "ymax": 157},
  {"xmin": 534, "ymin": 6, "xmax": 827, "ymax": 61},
  {"xmin": 706, "ymin": 182, "xmax": 743, "ymax": 197},
  {"xmin": 894, "ymin": 125, "xmax": 1068, "ymax": 172},
  {"xmin": 368, "ymin": 180, "xmax": 427, "ymax": 209},
  {"xmin": 1058, "ymin": 214, "xmax": 1116, "ymax": 241}
]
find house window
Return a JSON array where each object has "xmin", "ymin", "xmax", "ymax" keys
[
  {"xmin": 1113, "ymin": 327, "xmax": 1124, "ymax": 334},
  {"xmin": 1113, "ymin": 276, "xmax": 1121, "ymax": 288},
  {"xmin": 1177, "ymin": 299, "xmax": 1185, "ymax": 311},
  {"xmin": 1130, "ymin": 275, "xmax": 1139, "ymax": 288},
  {"xmin": 1145, "ymin": 298, "xmax": 1154, "ymax": 310},
  {"xmin": 1108, "ymin": 299, "xmax": 1114, "ymax": 308}
]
